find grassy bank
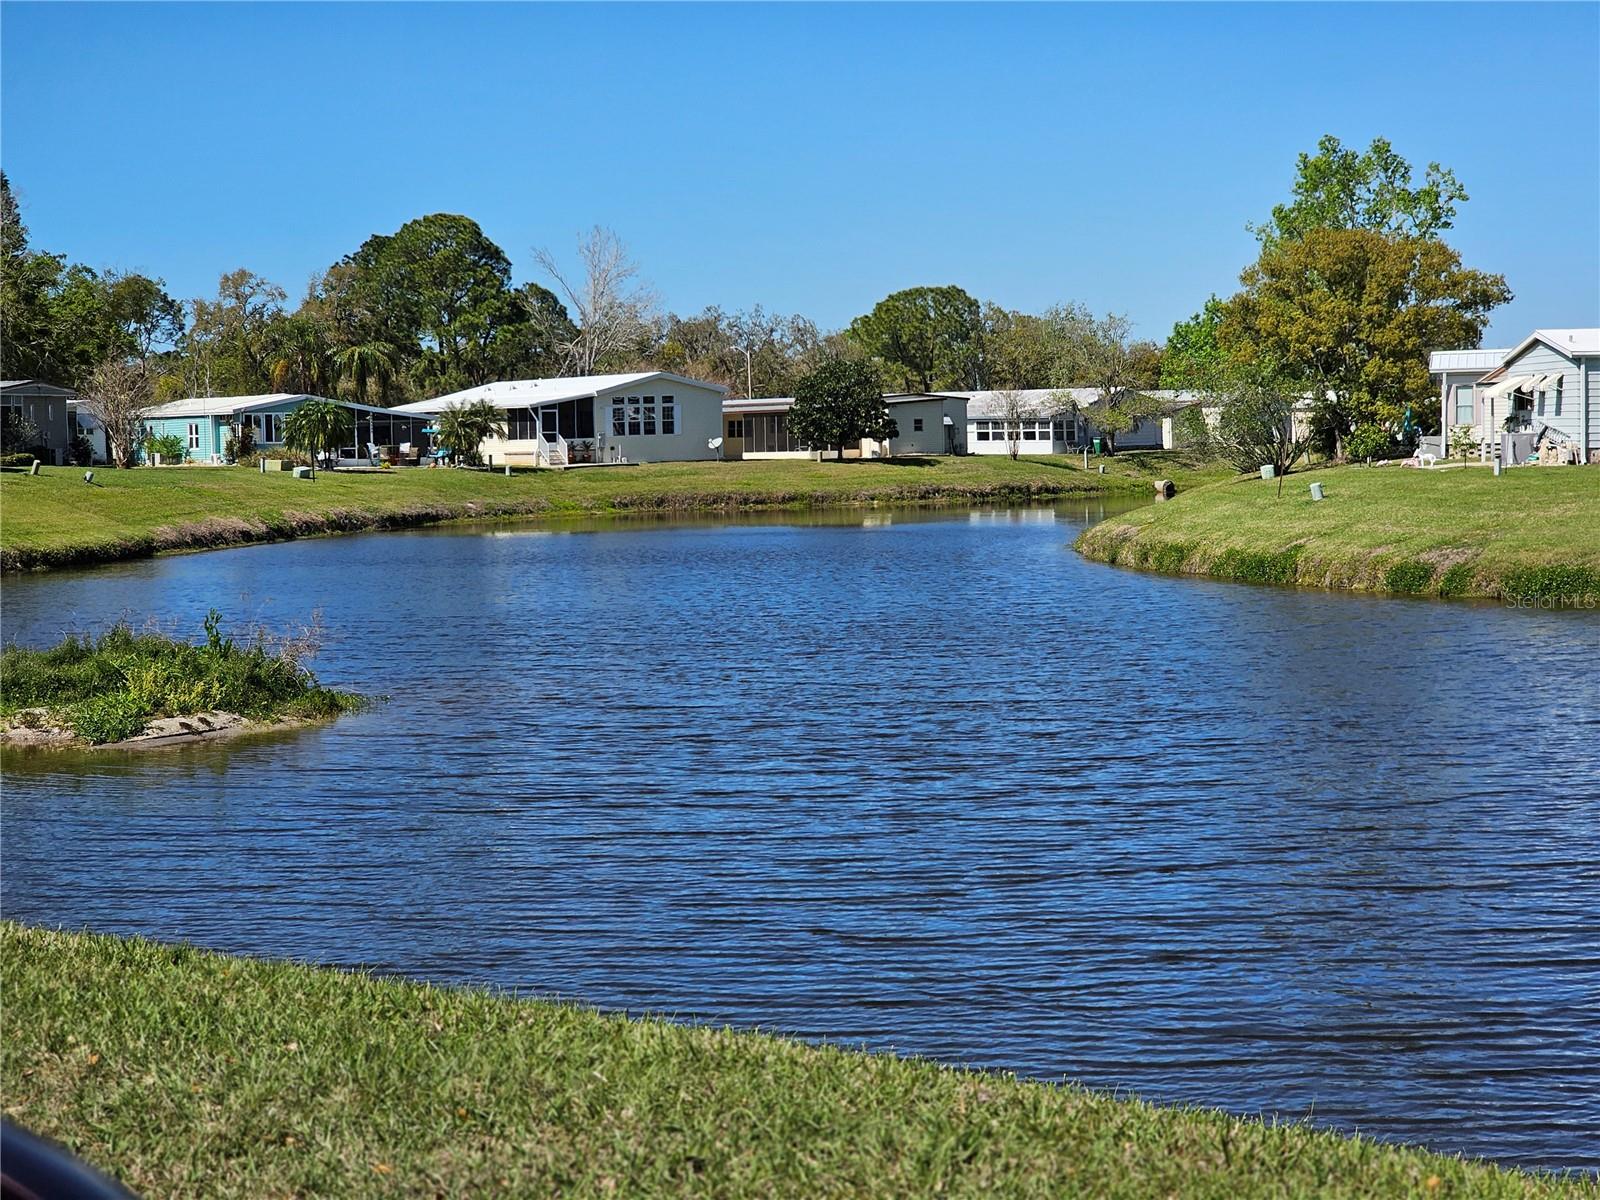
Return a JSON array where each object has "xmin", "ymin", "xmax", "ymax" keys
[
  {"xmin": 1076, "ymin": 466, "xmax": 1600, "ymax": 603},
  {"xmin": 0, "ymin": 615, "xmax": 359, "ymax": 744},
  {"xmin": 1, "ymin": 925, "xmax": 1581, "ymax": 1199},
  {"xmin": 0, "ymin": 453, "xmax": 1222, "ymax": 572}
]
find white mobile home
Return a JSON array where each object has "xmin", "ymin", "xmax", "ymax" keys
[
  {"xmin": 720, "ymin": 393, "xmax": 968, "ymax": 460},
  {"xmin": 1431, "ymin": 330, "xmax": 1600, "ymax": 464},
  {"xmin": 951, "ymin": 389, "xmax": 1179, "ymax": 454},
  {"xmin": 394, "ymin": 372, "xmax": 726, "ymax": 467}
]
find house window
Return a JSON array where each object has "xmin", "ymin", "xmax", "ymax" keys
[
  {"xmin": 1552, "ymin": 378, "xmax": 1562, "ymax": 416},
  {"xmin": 975, "ymin": 423, "xmax": 990, "ymax": 441},
  {"xmin": 507, "ymin": 408, "xmax": 539, "ymax": 440},
  {"xmin": 661, "ymin": 396, "xmax": 675, "ymax": 435},
  {"xmin": 612, "ymin": 404, "xmax": 625, "ymax": 436},
  {"xmin": 187, "ymin": 422, "xmax": 200, "ymax": 450},
  {"xmin": 912, "ymin": 417, "xmax": 924, "ymax": 432},
  {"xmin": 1454, "ymin": 385, "xmax": 1474, "ymax": 426},
  {"xmin": 642, "ymin": 396, "xmax": 657, "ymax": 435},
  {"xmin": 627, "ymin": 398, "xmax": 641, "ymax": 436},
  {"xmin": 727, "ymin": 418, "xmax": 744, "ymax": 439}
]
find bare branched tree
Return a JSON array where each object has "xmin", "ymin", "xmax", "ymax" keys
[
  {"xmin": 992, "ymin": 389, "xmax": 1039, "ymax": 461},
  {"xmin": 532, "ymin": 227, "xmax": 660, "ymax": 376},
  {"xmin": 82, "ymin": 357, "xmax": 154, "ymax": 468}
]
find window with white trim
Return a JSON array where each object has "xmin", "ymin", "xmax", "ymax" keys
[
  {"xmin": 913, "ymin": 417, "xmax": 924, "ymax": 432},
  {"xmin": 1552, "ymin": 378, "xmax": 1563, "ymax": 417},
  {"xmin": 612, "ymin": 403, "xmax": 625, "ymax": 436},
  {"xmin": 661, "ymin": 395, "xmax": 675, "ymax": 435},
  {"xmin": 1454, "ymin": 385, "xmax": 1474, "ymax": 426},
  {"xmin": 187, "ymin": 422, "xmax": 200, "ymax": 450}
]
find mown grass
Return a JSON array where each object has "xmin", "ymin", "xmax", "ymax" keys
[
  {"xmin": 0, "ymin": 453, "xmax": 1225, "ymax": 572},
  {"xmin": 0, "ymin": 614, "xmax": 359, "ymax": 743},
  {"xmin": 1, "ymin": 925, "xmax": 1587, "ymax": 1199},
  {"xmin": 1076, "ymin": 466, "xmax": 1600, "ymax": 602}
]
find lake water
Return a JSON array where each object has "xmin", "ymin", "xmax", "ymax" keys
[{"xmin": 3, "ymin": 504, "xmax": 1598, "ymax": 1173}]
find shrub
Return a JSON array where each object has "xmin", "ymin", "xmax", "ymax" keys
[
  {"xmin": 1383, "ymin": 560, "xmax": 1434, "ymax": 594},
  {"xmin": 1437, "ymin": 562, "xmax": 1476, "ymax": 598},
  {"xmin": 1501, "ymin": 564, "xmax": 1600, "ymax": 604},
  {"xmin": 1212, "ymin": 545, "xmax": 1304, "ymax": 586},
  {"xmin": 145, "ymin": 431, "xmax": 187, "ymax": 464},
  {"xmin": 66, "ymin": 692, "xmax": 150, "ymax": 744},
  {"xmin": 1345, "ymin": 424, "xmax": 1390, "ymax": 463},
  {"xmin": 1449, "ymin": 425, "xmax": 1480, "ymax": 460},
  {"xmin": 0, "ymin": 452, "xmax": 35, "ymax": 469}
]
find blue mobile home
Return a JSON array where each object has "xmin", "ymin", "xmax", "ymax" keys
[{"xmin": 139, "ymin": 394, "xmax": 434, "ymax": 464}]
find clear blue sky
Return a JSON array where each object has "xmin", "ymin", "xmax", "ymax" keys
[{"xmin": 3, "ymin": 2, "xmax": 1596, "ymax": 345}]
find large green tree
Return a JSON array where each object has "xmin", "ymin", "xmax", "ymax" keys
[
  {"xmin": 337, "ymin": 214, "xmax": 523, "ymax": 394},
  {"xmin": 185, "ymin": 269, "xmax": 287, "ymax": 396},
  {"xmin": 1218, "ymin": 228, "xmax": 1510, "ymax": 440},
  {"xmin": 846, "ymin": 286, "xmax": 982, "ymax": 392},
  {"xmin": 0, "ymin": 171, "xmax": 65, "ymax": 381},
  {"xmin": 1251, "ymin": 134, "xmax": 1469, "ymax": 247},
  {"xmin": 651, "ymin": 305, "xmax": 824, "ymax": 398},
  {"xmin": 788, "ymin": 359, "xmax": 894, "ymax": 460},
  {"xmin": 1, "ymin": 175, "xmax": 183, "ymax": 388},
  {"xmin": 977, "ymin": 303, "xmax": 1053, "ymax": 390},
  {"xmin": 1047, "ymin": 306, "xmax": 1163, "ymax": 452},
  {"xmin": 1160, "ymin": 296, "xmax": 1226, "ymax": 391}
]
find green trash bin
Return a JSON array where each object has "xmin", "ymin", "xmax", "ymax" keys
[{"xmin": 1092, "ymin": 437, "xmax": 1102, "ymax": 455}]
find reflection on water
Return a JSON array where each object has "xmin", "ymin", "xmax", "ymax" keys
[{"xmin": 3, "ymin": 505, "xmax": 1598, "ymax": 1172}]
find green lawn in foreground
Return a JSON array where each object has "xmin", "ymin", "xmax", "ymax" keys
[
  {"xmin": 1076, "ymin": 465, "xmax": 1600, "ymax": 601},
  {"xmin": 2, "ymin": 925, "xmax": 1582, "ymax": 1199},
  {"xmin": 0, "ymin": 452, "xmax": 1225, "ymax": 571}
]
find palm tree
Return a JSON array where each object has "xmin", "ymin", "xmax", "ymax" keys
[
  {"xmin": 265, "ymin": 316, "xmax": 334, "ymax": 397},
  {"xmin": 335, "ymin": 341, "xmax": 398, "ymax": 406},
  {"xmin": 436, "ymin": 400, "xmax": 506, "ymax": 467},
  {"xmin": 281, "ymin": 398, "xmax": 351, "ymax": 479}
]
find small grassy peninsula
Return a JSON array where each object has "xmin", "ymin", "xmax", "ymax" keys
[
  {"xmin": 2, "ymin": 925, "xmax": 1582, "ymax": 1199},
  {"xmin": 0, "ymin": 614, "xmax": 360, "ymax": 746},
  {"xmin": 0, "ymin": 453, "xmax": 1224, "ymax": 572},
  {"xmin": 1077, "ymin": 466, "xmax": 1600, "ymax": 603}
]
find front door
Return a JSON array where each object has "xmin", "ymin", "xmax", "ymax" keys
[{"xmin": 540, "ymin": 408, "xmax": 558, "ymax": 441}]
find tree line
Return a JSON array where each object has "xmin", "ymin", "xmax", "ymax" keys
[{"xmin": 2, "ymin": 134, "xmax": 1510, "ymax": 463}]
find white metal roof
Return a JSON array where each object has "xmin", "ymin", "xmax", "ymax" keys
[
  {"xmin": 142, "ymin": 393, "xmax": 322, "ymax": 419},
  {"xmin": 950, "ymin": 388, "xmax": 1206, "ymax": 418},
  {"xmin": 723, "ymin": 396, "xmax": 797, "ymax": 414},
  {"xmin": 1428, "ymin": 347, "xmax": 1510, "ymax": 373},
  {"xmin": 1504, "ymin": 328, "xmax": 1600, "ymax": 361},
  {"xmin": 396, "ymin": 372, "xmax": 727, "ymax": 415},
  {"xmin": 142, "ymin": 394, "xmax": 434, "ymax": 420}
]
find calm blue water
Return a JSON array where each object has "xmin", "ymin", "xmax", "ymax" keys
[{"xmin": 3, "ymin": 505, "xmax": 1598, "ymax": 1172}]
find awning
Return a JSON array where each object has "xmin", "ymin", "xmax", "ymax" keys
[
  {"xmin": 1543, "ymin": 372, "xmax": 1563, "ymax": 392},
  {"xmin": 1481, "ymin": 374, "xmax": 1533, "ymax": 401}
]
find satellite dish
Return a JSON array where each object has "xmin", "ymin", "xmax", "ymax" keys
[{"xmin": 708, "ymin": 437, "xmax": 724, "ymax": 450}]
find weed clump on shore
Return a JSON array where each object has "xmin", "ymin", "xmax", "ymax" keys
[{"xmin": 1, "ymin": 611, "xmax": 361, "ymax": 744}]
